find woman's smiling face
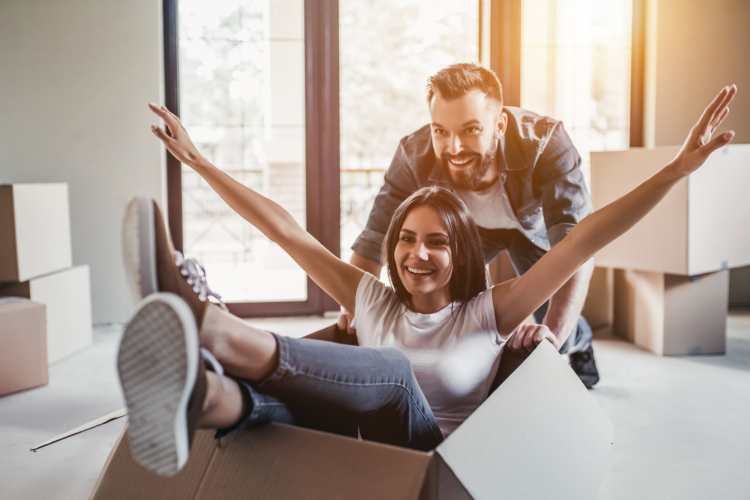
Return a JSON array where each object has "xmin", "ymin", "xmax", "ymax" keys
[{"xmin": 394, "ymin": 204, "xmax": 454, "ymax": 312}]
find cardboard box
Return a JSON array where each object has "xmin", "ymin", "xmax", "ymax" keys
[
  {"xmin": 86, "ymin": 341, "xmax": 613, "ymax": 500},
  {"xmin": 582, "ymin": 266, "xmax": 614, "ymax": 331},
  {"xmin": 0, "ymin": 297, "xmax": 48, "ymax": 395},
  {"xmin": 0, "ymin": 184, "xmax": 73, "ymax": 283},
  {"xmin": 591, "ymin": 145, "xmax": 750, "ymax": 276},
  {"xmin": 0, "ymin": 265, "xmax": 92, "ymax": 363},
  {"xmin": 613, "ymin": 269, "xmax": 728, "ymax": 356},
  {"xmin": 487, "ymin": 249, "xmax": 517, "ymax": 285}
]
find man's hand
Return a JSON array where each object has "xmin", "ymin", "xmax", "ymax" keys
[
  {"xmin": 148, "ymin": 103, "xmax": 205, "ymax": 168},
  {"xmin": 505, "ymin": 323, "xmax": 557, "ymax": 358},
  {"xmin": 337, "ymin": 309, "xmax": 357, "ymax": 335}
]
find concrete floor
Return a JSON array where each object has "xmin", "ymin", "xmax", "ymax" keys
[{"xmin": 1, "ymin": 312, "xmax": 749, "ymax": 499}]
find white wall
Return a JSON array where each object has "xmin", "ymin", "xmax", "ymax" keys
[
  {"xmin": 650, "ymin": 0, "xmax": 750, "ymax": 146},
  {"xmin": 0, "ymin": 0, "xmax": 165, "ymax": 324},
  {"xmin": 646, "ymin": 0, "xmax": 750, "ymax": 305}
]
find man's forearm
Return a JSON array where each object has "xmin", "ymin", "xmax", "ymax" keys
[
  {"xmin": 350, "ymin": 252, "xmax": 382, "ymax": 277},
  {"xmin": 541, "ymin": 257, "xmax": 594, "ymax": 349}
]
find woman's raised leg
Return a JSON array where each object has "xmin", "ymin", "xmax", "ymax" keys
[{"xmin": 198, "ymin": 304, "xmax": 443, "ymax": 451}]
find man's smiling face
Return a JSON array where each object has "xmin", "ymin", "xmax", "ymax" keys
[{"xmin": 429, "ymin": 89, "xmax": 507, "ymax": 190}]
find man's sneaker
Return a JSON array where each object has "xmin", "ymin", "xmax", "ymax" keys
[
  {"xmin": 117, "ymin": 292, "xmax": 207, "ymax": 476},
  {"xmin": 122, "ymin": 197, "xmax": 225, "ymax": 329},
  {"xmin": 569, "ymin": 344, "xmax": 600, "ymax": 389}
]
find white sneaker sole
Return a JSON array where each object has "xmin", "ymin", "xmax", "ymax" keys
[
  {"xmin": 122, "ymin": 197, "xmax": 158, "ymax": 305},
  {"xmin": 117, "ymin": 293, "xmax": 198, "ymax": 476}
]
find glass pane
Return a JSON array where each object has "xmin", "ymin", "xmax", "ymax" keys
[
  {"xmin": 339, "ymin": 0, "xmax": 479, "ymax": 266},
  {"xmin": 179, "ymin": 0, "xmax": 307, "ymax": 303},
  {"xmin": 520, "ymin": 0, "xmax": 633, "ymax": 187}
]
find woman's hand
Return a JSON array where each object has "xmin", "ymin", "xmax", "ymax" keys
[
  {"xmin": 505, "ymin": 323, "xmax": 557, "ymax": 358},
  {"xmin": 671, "ymin": 85, "xmax": 737, "ymax": 177},
  {"xmin": 148, "ymin": 103, "xmax": 205, "ymax": 169}
]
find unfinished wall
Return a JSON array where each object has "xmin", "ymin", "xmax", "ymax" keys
[
  {"xmin": 0, "ymin": 0, "xmax": 165, "ymax": 323},
  {"xmin": 647, "ymin": 0, "xmax": 750, "ymax": 304}
]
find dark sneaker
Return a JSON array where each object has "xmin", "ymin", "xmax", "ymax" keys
[
  {"xmin": 569, "ymin": 344, "xmax": 600, "ymax": 389},
  {"xmin": 117, "ymin": 292, "xmax": 207, "ymax": 476},
  {"xmin": 122, "ymin": 197, "xmax": 225, "ymax": 329}
]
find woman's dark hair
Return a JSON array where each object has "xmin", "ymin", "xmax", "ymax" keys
[{"xmin": 384, "ymin": 186, "xmax": 488, "ymax": 309}]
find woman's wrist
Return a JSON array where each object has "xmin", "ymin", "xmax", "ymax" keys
[
  {"xmin": 191, "ymin": 156, "xmax": 214, "ymax": 173},
  {"xmin": 660, "ymin": 159, "xmax": 690, "ymax": 184}
]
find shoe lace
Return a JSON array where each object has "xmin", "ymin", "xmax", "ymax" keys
[
  {"xmin": 174, "ymin": 251, "xmax": 228, "ymax": 311},
  {"xmin": 200, "ymin": 347, "xmax": 229, "ymax": 392}
]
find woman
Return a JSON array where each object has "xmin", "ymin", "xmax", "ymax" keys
[{"xmin": 118, "ymin": 85, "xmax": 735, "ymax": 477}]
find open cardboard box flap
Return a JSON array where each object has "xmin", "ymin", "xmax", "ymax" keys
[
  {"xmin": 435, "ymin": 340, "xmax": 614, "ymax": 500},
  {"xmin": 41, "ymin": 341, "xmax": 612, "ymax": 499}
]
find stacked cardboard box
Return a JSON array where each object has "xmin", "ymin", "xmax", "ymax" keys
[
  {"xmin": 590, "ymin": 145, "xmax": 750, "ymax": 355},
  {"xmin": 0, "ymin": 184, "xmax": 92, "ymax": 364},
  {"xmin": 582, "ymin": 267, "xmax": 615, "ymax": 335},
  {"xmin": 0, "ymin": 297, "xmax": 48, "ymax": 395}
]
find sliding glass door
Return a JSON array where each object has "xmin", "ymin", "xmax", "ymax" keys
[
  {"xmin": 165, "ymin": 0, "xmax": 339, "ymax": 316},
  {"xmin": 338, "ymin": 0, "xmax": 479, "ymax": 278}
]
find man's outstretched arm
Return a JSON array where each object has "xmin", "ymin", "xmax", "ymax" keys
[
  {"xmin": 542, "ymin": 258, "xmax": 593, "ymax": 349},
  {"xmin": 504, "ymin": 257, "xmax": 593, "ymax": 355},
  {"xmin": 350, "ymin": 252, "xmax": 382, "ymax": 277}
]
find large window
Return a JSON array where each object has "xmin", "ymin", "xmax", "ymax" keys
[
  {"xmin": 520, "ymin": 0, "xmax": 633, "ymax": 184},
  {"xmin": 178, "ymin": 0, "xmax": 307, "ymax": 303},
  {"xmin": 339, "ymin": 0, "xmax": 479, "ymax": 267}
]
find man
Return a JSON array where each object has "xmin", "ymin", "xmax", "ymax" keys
[{"xmin": 341, "ymin": 63, "xmax": 599, "ymax": 388}]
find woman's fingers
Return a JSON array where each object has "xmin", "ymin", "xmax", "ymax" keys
[
  {"xmin": 149, "ymin": 103, "xmax": 182, "ymax": 137},
  {"xmin": 700, "ymin": 86, "xmax": 731, "ymax": 128},
  {"xmin": 705, "ymin": 130, "xmax": 735, "ymax": 156},
  {"xmin": 707, "ymin": 87, "xmax": 735, "ymax": 134},
  {"xmin": 150, "ymin": 124, "xmax": 172, "ymax": 144},
  {"xmin": 711, "ymin": 106, "xmax": 730, "ymax": 133},
  {"xmin": 694, "ymin": 87, "xmax": 728, "ymax": 143},
  {"xmin": 148, "ymin": 102, "xmax": 168, "ymax": 120},
  {"xmin": 703, "ymin": 85, "xmax": 736, "ymax": 133}
]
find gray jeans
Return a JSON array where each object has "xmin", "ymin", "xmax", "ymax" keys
[{"xmin": 216, "ymin": 333, "xmax": 444, "ymax": 451}]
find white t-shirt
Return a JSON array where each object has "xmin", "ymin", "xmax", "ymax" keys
[
  {"xmin": 351, "ymin": 273, "xmax": 506, "ymax": 437},
  {"xmin": 455, "ymin": 178, "xmax": 520, "ymax": 230}
]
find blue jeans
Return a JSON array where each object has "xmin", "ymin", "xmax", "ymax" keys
[{"xmin": 217, "ymin": 333, "xmax": 444, "ymax": 452}]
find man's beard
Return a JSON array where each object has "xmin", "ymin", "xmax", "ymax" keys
[{"xmin": 439, "ymin": 136, "xmax": 498, "ymax": 190}]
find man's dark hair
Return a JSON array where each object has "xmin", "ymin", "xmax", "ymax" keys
[
  {"xmin": 426, "ymin": 63, "xmax": 503, "ymax": 109},
  {"xmin": 384, "ymin": 186, "xmax": 488, "ymax": 311}
]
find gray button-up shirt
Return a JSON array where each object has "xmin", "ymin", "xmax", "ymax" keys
[{"xmin": 352, "ymin": 106, "xmax": 593, "ymax": 265}]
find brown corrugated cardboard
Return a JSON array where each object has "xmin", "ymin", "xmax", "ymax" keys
[
  {"xmin": 591, "ymin": 145, "xmax": 750, "ymax": 276},
  {"xmin": 0, "ymin": 297, "xmax": 48, "ymax": 396},
  {"xmin": 613, "ymin": 269, "xmax": 728, "ymax": 356},
  {"xmin": 0, "ymin": 266, "xmax": 92, "ymax": 363},
  {"xmin": 83, "ymin": 341, "xmax": 612, "ymax": 500},
  {"xmin": 0, "ymin": 184, "xmax": 73, "ymax": 283},
  {"xmin": 582, "ymin": 266, "xmax": 614, "ymax": 330},
  {"xmin": 487, "ymin": 249, "xmax": 517, "ymax": 285}
]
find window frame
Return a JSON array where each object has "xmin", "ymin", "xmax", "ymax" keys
[{"xmin": 163, "ymin": 0, "xmax": 340, "ymax": 317}]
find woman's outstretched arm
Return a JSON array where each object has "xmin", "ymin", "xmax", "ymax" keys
[
  {"xmin": 148, "ymin": 104, "xmax": 364, "ymax": 314},
  {"xmin": 492, "ymin": 85, "xmax": 738, "ymax": 337}
]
